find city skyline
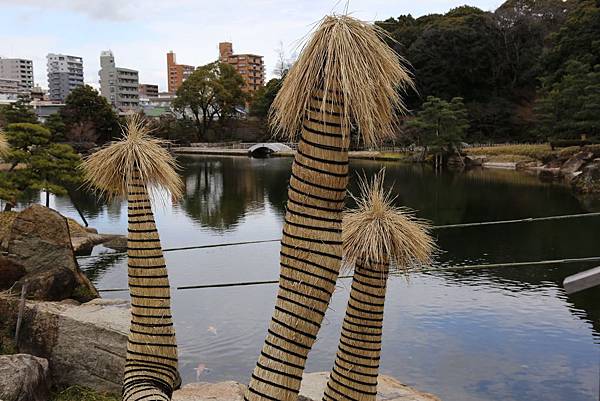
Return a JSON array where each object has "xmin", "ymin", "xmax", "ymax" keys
[{"xmin": 0, "ymin": 0, "xmax": 503, "ymax": 92}]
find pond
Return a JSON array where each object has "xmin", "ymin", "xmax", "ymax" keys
[{"xmin": 49, "ymin": 155, "xmax": 599, "ymax": 401}]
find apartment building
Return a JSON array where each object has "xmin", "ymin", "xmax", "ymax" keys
[
  {"xmin": 0, "ymin": 58, "xmax": 34, "ymax": 93},
  {"xmin": 46, "ymin": 53, "xmax": 84, "ymax": 102},
  {"xmin": 167, "ymin": 51, "xmax": 195, "ymax": 94},
  {"xmin": 98, "ymin": 50, "xmax": 139, "ymax": 111},
  {"xmin": 139, "ymin": 84, "xmax": 159, "ymax": 99},
  {"xmin": 218, "ymin": 42, "xmax": 265, "ymax": 94},
  {"xmin": 0, "ymin": 77, "xmax": 19, "ymax": 96}
]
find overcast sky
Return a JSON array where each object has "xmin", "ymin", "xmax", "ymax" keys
[{"xmin": 0, "ymin": 0, "xmax": 503, "ymax": 92}]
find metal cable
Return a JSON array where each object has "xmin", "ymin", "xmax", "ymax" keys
[
  {"xmin": 78, "ymin": 212, "xmax": 600, "ymax": 260},
  {"xmin": 96, "ymin": 255, "xmax": 600, "ymax": 292}
]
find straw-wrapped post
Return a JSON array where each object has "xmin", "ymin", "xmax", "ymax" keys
[
  {"xmin": 245, "ymin": 15, "xmax": 412, "ymax": 401},
  {"xmin": 82, "ymin": 115, "xmax": 182, "ymax": 401},
  {"xmin": 322, "ymin": 170, "xmax": 434, "ymax": 401}
]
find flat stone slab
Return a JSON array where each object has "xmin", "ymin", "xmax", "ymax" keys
[
  {"xmin": 0, "ymin": 295, "xmax": 130, "ymax": 394},
  {"xmin": 71, "ymin": 233, "xmax": 123, "ymax": 254},
  {"xmin": 173, "ymin": 381, "xmax": 246, "ymax": 401},
  {"xmin": 173, "ymin": 372, "xmax": 440, "ymax": 401},
  {"xmin": 483, "ymin": 161, "xmax": 517, "ymax": 170},
  {"xmin": 299, "ymin": 372, "xmax": 440, "ymax": 401}
]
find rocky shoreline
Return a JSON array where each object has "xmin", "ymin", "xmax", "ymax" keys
[
  {"xmin": 464, "ymin": 145, "xmax": 600, "ymax": 194},
  {"xmin": 0, "ymin": 295, "xmax": 440, "ymax": 401}
]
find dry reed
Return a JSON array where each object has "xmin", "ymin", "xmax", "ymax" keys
[
  {"xmin": 270, "ymin": 15, "xmax": 413, "ymax": 147},
  {"xmin": 81, "ymin": 114, "xmax": 182, "ymax": 201}
]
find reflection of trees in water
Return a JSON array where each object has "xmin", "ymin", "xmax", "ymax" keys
[
  {"xmin": 79, "ymin": 252, "xmax": 126, "ymax": 283},
  {"xmin": 55, "ymin": 185, "xmax": 107, "ymax": 219},
  {"xmin": 44, "ymin": 184, "xmax": 125, "ymax": 221},
  {"xmin": 348, "ymin": 160, "xmax": 586, "ymax": 225},
  {"xmin": 575, "ymin": 194, "xmax": 600, "ymax": 213},
  {"xmin": 255, "ymin": 157, "xmax": 292, "ymax": 216},
  {"xmin": 178, "ymin": 156, "xmax": 267, "ymax": 231},
  {"xmin": 464, "ymin": 168, "xmax": 555, "ymax": 187}
]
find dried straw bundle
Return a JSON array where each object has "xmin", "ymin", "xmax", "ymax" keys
[
  {"xmin": 81, "ymin": 114, "xmax": 182, "ymax": 201},
  {"xmin": 246, "ymin": 15, "xmax": 411, "ymax": 401},
  {"xmin": 343, "ymin": 171, "xmax": 433, "ymax": 275},
  {"xmin": 82, "ymin": 116, "xmax": 180, "ymax": 401},
  {"xmin": 323, "ymin": 170, "xmax": 434, "ymax": 401},
  {"xmin": 270, "ymin": 15, "xmax": 412, "ymax": 147}
]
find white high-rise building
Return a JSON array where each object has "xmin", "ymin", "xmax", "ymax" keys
[
  {"xmin": 98, "ymin": 50, "xmax": 139, "ymax": 112},
  {"xmin": 0, "ymin": 57, "xmax": 34, "ymax": 93},
  {"xmin": 46, "ymin": 53, "xmax": 84, "ymax": 102}
]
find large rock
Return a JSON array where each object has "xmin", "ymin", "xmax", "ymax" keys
[
  {"xmin": 560, "ymin": 155, "xmax": 585, "ymax": 175},
  {"xmin": 0, "ymin": 255, "xmax": 25, "ymax": 290},
  {"xmin": 0, "ymin": 295, "xmax": 129, "ymax": 394},
  {"xmin": 465, "ymin": 155, "xmax": 486, "ymax": 167},
  {"xmin": 573, "ymin": 159, "xmax": 600, "ymax": 193},
  {"xmin": 5, "ymin": 204, "xmax": 98, "ymax": 302},
  {"xmin": 70, "ymin": 229, "xmax": 123, "ymax": 256},
  {"xmin": 0, "ymin": 354, "xmax": 51, "ymax": 401},
  {"xmin": 172, "ymin": 373, "xmax": 440, "ymax": 401}
]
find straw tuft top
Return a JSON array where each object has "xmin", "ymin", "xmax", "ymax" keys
[
  {"xmin": 81, "ymin": 114, "xmax": 183, "ymax": 200},
  {"xmin": 270, "ymin": 14, "xmax": 413, "ymax": 147},
  {"xmin": 343, "ymin": 169, "xmax": 434, "ymax": 273}
]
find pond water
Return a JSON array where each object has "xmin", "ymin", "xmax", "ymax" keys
[{"xmin": 48, "ymin": 155, "xmax": 599, "ymax": 401}]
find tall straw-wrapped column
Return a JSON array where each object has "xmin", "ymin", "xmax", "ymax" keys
[
  {"xmin": 245, "ymin": 14, "xmax": 413, "ymax": 401},
  {"xmin": 123, "ymin": 170, "xmax": 178, "ymax": 400},
  {"xmin": 323, "ymin": 259, "xmax": 388, "ymax": 401},
  {"xmin": 323, "ymin": 171, "xmax": 434, "ymax": 401},
  {"xmin": 246, "ymin": 90, "xmax": 349, "ymax": 401},
  {"xmin": 82, "ymin": 116, "xmax": 183, "ymax": 401}
]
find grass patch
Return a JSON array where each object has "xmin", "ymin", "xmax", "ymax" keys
[
  {"xmin": 376, "ymin": 152, "xmax": 411, "ymax": 161},
  {"xmin": 51, "ymin": 386, "xmax": 120, "ymax": 401},
  {"xmin": 483, "ymin": 154, "xmax": 537, "ymax": 163},
  {"xmin": 557, "ymin": 144, "xmax": 600, "ymax": 159},
  {"xmin": 465, "ymin": 143, "xmax": 600, "ymax": 163},
  {"xmin": 465, "ymin": 144, "xmax": 554, "ymax": 161}
]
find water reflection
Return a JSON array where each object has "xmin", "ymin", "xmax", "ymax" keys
[
  {"xmin": 49, "ymin": 155, "xmax": 599, "ymax": 401},
  {"xmin": 178, "ymin": 156, "xmax": 290, "ymax": 230}
]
